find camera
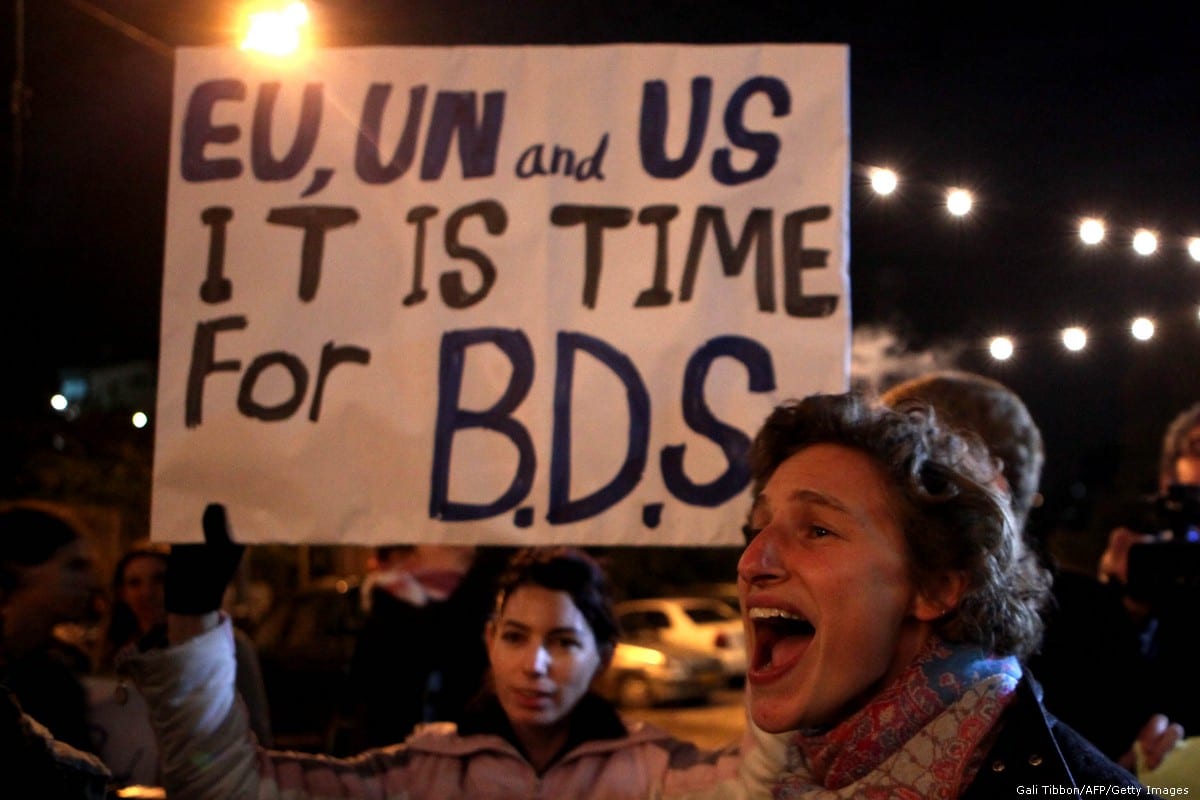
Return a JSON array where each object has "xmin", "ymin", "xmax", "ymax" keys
[{"xmin": 1125, "ymin": 483, "xmax": 1200, "ymax": 609}]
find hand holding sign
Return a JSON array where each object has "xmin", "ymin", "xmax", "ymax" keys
[{"xmin": 165, "ymin": 503, "xmax": 245, "ymax": 615}]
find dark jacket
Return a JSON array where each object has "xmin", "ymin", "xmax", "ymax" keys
[
  {"xmin": 5, "ymin": 640, "xmax": 94, "ymax": 755},
  {"xmin": 1028, "ymin": 568, "xmax": 1157, "ymax": 759},
  {"xmin": 963, "ymin": 673, "xmax": 1158, "ymax": 799},
  {"xmin": 1, "ymin": 684, "xmax": 111, "ymax": 800}
]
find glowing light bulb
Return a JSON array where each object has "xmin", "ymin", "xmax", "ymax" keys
[
  {"xmin": 1132, "ymin": 229, "xmax": 1158, "ymax": 256},
  {"xmin": 869, "ymin": 167, "xmax": 898, "ymax": 196},
  {"xmin": 1061, "ymin": 327, "xmax": 1087, "ymax": 352},
  {"xmin": 1188, "ymin": 237, "xmax": 1200, "ymax": 262},
  {"xmin": 283, "ymin": 1, "xmax": 309, "ymax": 25},
  {"xmin": 1079, "ymin": 218, "xmax": 1105, "ymax": 245},
  {"xmin": 50, "ymin": 394, "xmax": 68, "ymax": 411},
  {"xmin": 1131, "ymin": 317, "xmax": 1155, "ymax": 341},
  {"xmin": 132, "ymin": 411, "xmax": 149, "ymax": 429},
  {"xmin": 989, "ymin": 336, "xmax": 1014, "ymax": 360},
  {"xmin": 946, "ymin": 188, "xmax": 973, "ymax": 217},
  {"xmin": 240, "ymin": 2, "xmax": 310, "ymax": 56}
]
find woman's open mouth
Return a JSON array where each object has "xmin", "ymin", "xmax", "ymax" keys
[{"xmin": 747, "ymin": 606, "xmax": 815, "ymax": 679}]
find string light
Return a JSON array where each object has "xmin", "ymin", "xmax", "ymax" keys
[
  {"xmin": 946, "ymin": 188, "xmax": 973, "ymax": 217},
  {"xmin": 855, "ymin": 164, "xmax": 1200, "ymax": 363},
  {"xmin": 1132, "ymin": 229, "xmax": 1159, "ymax": 256},
  {"xmin": 989, "ymin": 336, "xmax": 1014, "ymax": 360},
  {"xmin": 860, "ymin": 165, "xmax": 1199, "ymax": 261},
  {"xmin": 1061, "ymin": 327, "xmax": 1088, "ymax": 352},
  {"xmin": 1079, "ymin": 218, "xmax": 1106, "ymax": 245},
  {"xmin": 869, "ymin": 167, "xmax": 898, "ymax": 196}
]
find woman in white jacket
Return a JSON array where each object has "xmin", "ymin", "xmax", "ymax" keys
[{"xmin": 125, "ymin": 516, "xmax": 766, "ymax": 800}]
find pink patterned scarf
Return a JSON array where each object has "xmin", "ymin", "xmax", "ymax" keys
[{"xmin": 774, "ymin": 638, "xmax": 1020, "ymax": 800}]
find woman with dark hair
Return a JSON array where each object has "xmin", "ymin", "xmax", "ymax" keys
[
  {"xmin": 0, "ymin": 502, "xmax": 111, "ymax": 798},
  {"xmin": 126, "ymin": 533, "xmax": 759, "ymax": 799},
  {"xmin": 95, "ymin": 542, "xmax": 171, "ymax": 673},
  {"xmin": 738, "ymin": 391, "xmax": 1147, "ymax": 797},
  {"xmin": 0, "ymin": 502, "xmax": 100, "ymax": 753}
]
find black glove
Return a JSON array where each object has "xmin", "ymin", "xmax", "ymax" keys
[{"xmin": 164, "ymin": 503, "xmax": 246, "ymax": 615}]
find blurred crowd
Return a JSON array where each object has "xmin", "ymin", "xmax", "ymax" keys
[{"xmin": 3, "ymin": 376, "xmax": 1200, "ymax": 797}]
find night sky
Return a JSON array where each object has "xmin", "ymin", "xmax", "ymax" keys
[{"xmin": 3, "ymin": 1, "xmax": 1200, "ymax": 546}]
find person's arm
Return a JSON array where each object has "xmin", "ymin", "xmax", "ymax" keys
[
  {"xmin": 130, "ymin": 505, "xmax": 424, "ymax": 799},
  {"xmin": 1097, "ymin": 527, "xmax": 1160, "ymax": 627},
  {"xmin": 232, "ymin": 627, "xmax": 275, "ymax": 747},
  {"xmin": 126, "ymin": 613, "xmax": 261, "ymax": 800},
  {"xmin": 735, "ymin": 718, "xmax": 789, "ymax": 798},
  {"xmin": 168, "ymin": 610, "xmax": 221, "ymax": 644},
  {"xmin": 656, "ymin": 693, "xmax": 787, "ymax": 799},
  {"xmin": 125, "ymin": 505, "xmax": 260, "ymax": 799}
]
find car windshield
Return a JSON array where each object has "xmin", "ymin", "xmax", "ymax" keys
[{"xmin": 683, "ymin": 601, "xmax": 738, "ymax": 624}]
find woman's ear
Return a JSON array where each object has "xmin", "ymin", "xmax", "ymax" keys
[{"xmin": 912, "ymin": 570, "xmax": 968, "ymax": 622}]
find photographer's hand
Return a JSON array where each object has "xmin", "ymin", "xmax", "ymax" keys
[
  {"xmin": 1120, "ymin": 713, "xmax": 1184, "ymax": 773},
  {"xmin": 1098, "ymin": 526, "xmax": 1162, "ymax": 626},
  {"xmin": 1098, "ymin": 527, "xmax": 1156, "ymax": 585}
]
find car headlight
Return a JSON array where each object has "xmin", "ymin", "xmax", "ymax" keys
[{"xmin": 620, "ymin": 644, "xmax": 668, "ymax": 667}]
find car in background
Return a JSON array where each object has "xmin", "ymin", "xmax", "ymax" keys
[
  {"xmin": 614, "ymin": 596, "xmax": 747, "ymax": 684},
  {"xmin": 596, "ymin": 639, "xmax": 725, "ymax": 708},
  {"xmin": 668, "ymin": 581, "xmax": 740, "ymax": 614},
  {"xmin": 252, "ymin": 576, "xmax": 366, "ymax": 752}
]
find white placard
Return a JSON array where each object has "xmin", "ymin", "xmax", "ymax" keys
[{"xmin": 152, "ymin": 44, "xmax": 849, "ymax": 546}]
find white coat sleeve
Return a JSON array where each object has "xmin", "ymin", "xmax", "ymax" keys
[
  {"xmin": 124, "ymin": 615, "xmax": 262, "ymax": 800},
  {"xmin": 655, "ymin": 697, "xmax": 789, "ymax": 800}
]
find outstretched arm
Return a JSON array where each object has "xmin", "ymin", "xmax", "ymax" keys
[
  {"xmin": 126, "ymin": 504, "xmax": 260, "ymax": 799},
  {"xmin": 128, "ymin": 615, "xmax": 261, "ymax": 800}
]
